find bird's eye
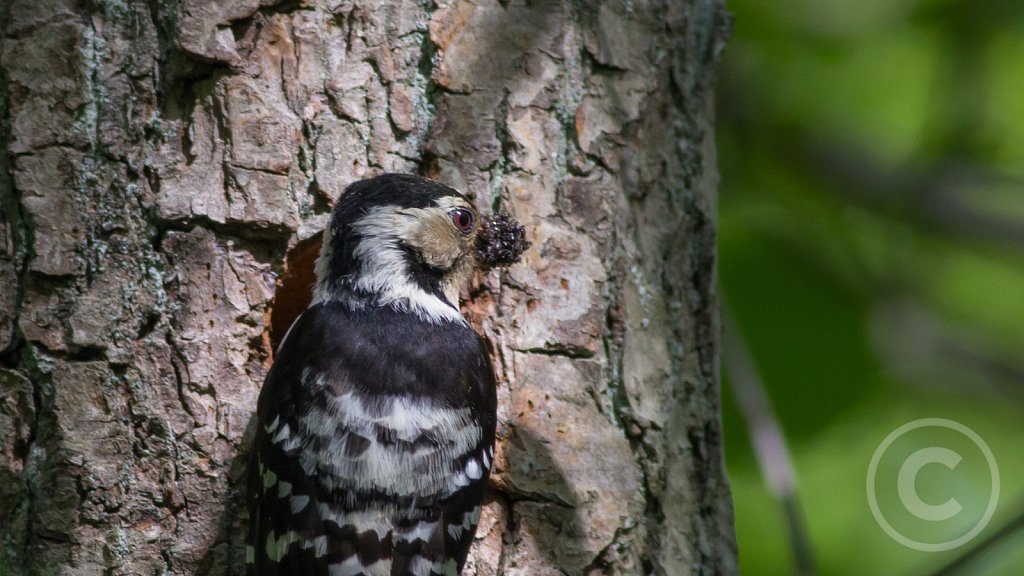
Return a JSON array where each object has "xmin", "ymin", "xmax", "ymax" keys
[{"xmin": 449, "ymin": 208, "xmax": 474, "ymax": 233}]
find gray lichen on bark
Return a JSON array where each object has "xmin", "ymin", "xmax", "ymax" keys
[{"xmin": 0, "ymin": 1, "xmax": 735, "ymax": 574}]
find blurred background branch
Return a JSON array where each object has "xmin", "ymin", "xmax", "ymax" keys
[
  {"xmin": 923, "ymin": 503, "xmax": 1024, "ymax": 576},
  {"xmin": 723, "ymin": 305, "xmax": 817, "ymax": 576},
  {"xmin": 717, "ymin": 0, "xmax": 1024, "ymax": 573}
]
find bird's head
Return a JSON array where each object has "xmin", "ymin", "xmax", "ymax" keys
[{"xmin": 312, "ymin": 174, "xmax": 525, "ymax": 324}]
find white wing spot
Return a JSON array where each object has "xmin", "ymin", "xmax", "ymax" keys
[
  {"xmin": 447, "ymin": 506, "xmax": 481, "ymax": 541},
  {"xmin": 264, "ymin": 415, "xmax": 280, "ymax": 434},
  {"xmin": 466, "ymin": 458, "xmax": 482, "ymax": 480},
  {"xmin": 289, "ymin": 494, "xmax": 310, "ymax": 513},
  {"xmin": 265, "ymin": 530, "xmax": 300, "ymax": 562},
  {"xmin": 439, "ymin": 558, "xmax": 458, "ymax": 576},
  {"xmin": 301, "ymin": 535, "xmax": 329, "ymax": 558},
  {"xmin": 277, "ymin": 481, "xmax": 293, "ymax": 498},
  {"xmin": 262, "ymin": 468, "xmax": 277, "ymax": 491},
  {"xmin": 271, "ymin": 423, "xmax": 291, "ymax": 444}
]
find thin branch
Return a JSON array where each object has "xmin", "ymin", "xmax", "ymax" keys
[
  {"xmin": 921, "ymin": 504, "xmax": 1024, "ymax": 576},
  {"xmin": 805, "ymin": 141, "xmax": 1024, "ymax": 248},
  {"xmin": 722, "ymin": 304, "xmax": 817, "ymax": 576}
]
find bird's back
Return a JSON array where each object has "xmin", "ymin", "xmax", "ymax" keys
[{"xmin": 246, "ymin": 302, "xmax": 496, "ymax": 576}]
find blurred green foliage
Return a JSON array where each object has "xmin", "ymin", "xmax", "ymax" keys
[{"xmin": 717, "ymin": 0, "xmax": 1024, "ymax": 574}]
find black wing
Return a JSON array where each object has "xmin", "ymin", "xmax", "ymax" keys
[
  {"xmin": 246, "ymin": 302, "xmax": 496, "ymax": 576},
  {"xmin": 246, "ymin": 306, "xmax": 334, "ymax": 575}
]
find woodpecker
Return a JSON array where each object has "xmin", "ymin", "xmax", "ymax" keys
[{"xmin": 246, "ymin": 174, "xmax": 528, "ymax": 576}]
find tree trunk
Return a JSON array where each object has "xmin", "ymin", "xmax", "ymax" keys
[{"xmin": 0, "ymin": 1, "xmax": 735, "ymax": 574}]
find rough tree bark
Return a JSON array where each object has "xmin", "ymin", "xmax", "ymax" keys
[{"xmin": 0, "ymin": 1, "xmax": 735, "ymax": 574}]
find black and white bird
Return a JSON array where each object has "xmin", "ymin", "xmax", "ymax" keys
[{"xmin": 246, "ymin": 174, "xmax": 527, "ymax": 576}]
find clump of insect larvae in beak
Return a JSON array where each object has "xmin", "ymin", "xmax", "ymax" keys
[{"xmin": 476, "ymin": 213, "xmax": 530, "ymax": 270}]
